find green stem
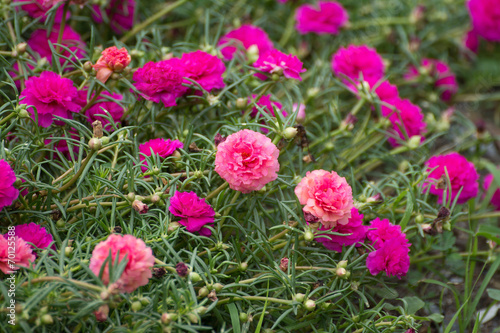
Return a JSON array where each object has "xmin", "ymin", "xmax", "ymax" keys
[
  {"xmin": 53, "ymin": 150, "xmax": 96, "ymax": 194},
  {"xmin": 206, "ymin": 182, "xmax": 229, "ymax": 201},
  {"xmin": 0, "ymin": 112, "xmax": 16, "ymax": 126},
  {"xmin": 220, "ymin": 191, "xmax": 241, "ymax": 228},
  {"xmin": 20, "ymin": 276, "xmax": 103, "ymax": 293},
  {"xmin": 352, "ymin": 321, "xmax": 406, "ymax": 333},
  {"xmin": 216, "ymin": 295, "xmax": 293, "ymax": 306}
]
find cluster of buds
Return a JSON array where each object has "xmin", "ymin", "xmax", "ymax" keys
[{"xmin": 335, "ymin": 260, "xmax": 350, "ymax": 279}]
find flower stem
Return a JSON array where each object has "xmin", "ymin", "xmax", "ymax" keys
[
  {"xmin": 0, "ymin": 112, "xmax": 16, "ymax": 126},
  {"xmin": 216, "ymin": 295, "xmax": 293, "ymax": 306},
  {"xmin": 20, "ymin": 276, "xmax": 103, "ymax": 293},
  {"xmin": 206, "ymin": 182, "xmax": 229, "ymax": 201},
  {"xmin": 53, "ymin": 150, "xmax": 96, "ymax": 194}
]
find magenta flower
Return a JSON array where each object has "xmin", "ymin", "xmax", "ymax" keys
[
  {"xmin": 218, "ymin": 24, "xmax": 274, "ymax": 60},
  {"xmin": 138, "ymin": 138, "xmax": 184, "ymax": 173},
  {"xmin": 92, "ymin": 0, "xmax": 136, "ymax": 34},
  {"xmin": 214, "ymin": 129, "xmax": 280, "ymax": 193},
  {"xmin": 295, "ymin": 169, "xmax": 354, "ymax": 229},
  {"xmin": 366, "ymin": 218, "xmax": 410, "ymax": 250},
  {"xmin": 0, "ymin": 159, "xmax": 19, "ymax": 211},
  {"xmin": 4, "ymin": 223, "xmax": 54, "ymax": 254},
  {"xmin": 295, "ymin": 1, "xmax": 349, "ymax": 35},
  {"xmin": 84, "ymin": 92, "xmax": 125, "ymax": 131},
  {"xmin": 253, "ymin": 49, "xmax": 306, "ymax": 81},
  {"xmin": 367, "ymin": 78, "xmax": 399, "ymax": 102},
  {"xmin": 249, "ymin": 94, "xmax": 286, "ymax": 119},
  {"xmin": 423, "ymin": 152, "xmax": 479, "ymax": 204},
  {"xmin": 332, "ymin": 45, "xmax": 385, "ymax": 84},
  {"xmin": 483, "ymin": 174, "xmax": 500, "ymax": 210},
  {"xmin": 0, "ymin": 236, "xmax": 35, "ymax": 274},
  {"xmin": 44, "ymin": 130, "xmax": 81, "ymax": 160},
  {"xmin": 467, "ymin": 0, "xmax": 500, "ymax": 42},
  {"xmin": 294, "ymin": 103, "xmax": 306, "ymax": 123},
  {"xmin": 169, "ymin": 191, "xmax": 216, "ymax": 237},
  {"xmin": 464, "ymin": 30, "xmax": 480, "ymax": 53},
  {"xmin": 381, "ymin": 98, "xmax": 427, "ymax": 147},
  {"xmin": 89, "ymin": 234, "xmax": 155, "ymax": 293},
  {"xmin": 20, "ymin": 71, "xmax": 80, "ymax": 128},
  {"xmin": 404, "ymin": 59, "xmax": 458, "ymax": 101},
  {"xmin": 315, "ymin": 207, "xmax": 367, "ymax": 252},
  {"xmin": 176, "ymin": 51, "xmax": 226, "ymax": 92},
  {"xmin": 366, "ymin": 237, "xmax": 410, "ymax": 279},
  {"xmin": 132, "ymin": 61, "xmax": 188, "ymax": 107},
  {"xmin": 13, "ymin": 0, "xmax": 66, "ymax": 22}
]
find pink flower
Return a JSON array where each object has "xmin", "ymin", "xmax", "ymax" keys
[
  {"xmin": 366, "ymin": 218, "xmax": 410, "ymax": 250},
  {"xmin": 293, "ymin": 103, "xmax": 306, "ymax": 123},
  {"xmin": 138, "ymin": 138, "xmax": 184, "ymax": 173},
  {"xmin": 467, "ymin": 0, "xmax": 500, "ymax": 42},
  {"xmin": 366, "ymin": 238, "xmax": 410, "ymax": 279},
  {"xmin": 332, "ymin": 45, "xmax": 385, "ymax": 84},
  {"xmin": 295, "ymin": 169, "xmax": 354, "ymax": 228},
  {"xmin": 132, "ymin": 200, "xmax": 149, "ymax": 214},
  {"xmin": 93, "ymin": 46, "xmax": 131, "ymax": 83},
  {"xmin": 249, "ymin": 94, "xmax": 288, "ymax": 133},
  {"xmin": 3, "ymin": 223, "xmax": 54, "ymax": 254},
  {"xmin": 89, "ymin": 234, "xmax": 155, "ymax": 293},
  {"xmin": 20, "ymin": 71, "xmax": 80, "ymax": 128},
  {"xmin": 13, "ymin": 0, "xmax": 66, "ymax": 22},
  {"xmin": 84, "ymin": 92, "xmax": 125, "ymax": 131},
  {"xmin": 315, "ymin": 207, "xmax": 367, "ymax": 252},
  {"xmin": 0, "ymin": 159, "xmax": 19, "ymax": 211},
  {"xmin": 44, "ymin": 130, "xmax": 81, "ymax": 159},
  {"xmin": 169, "ymin": 191, "xmax": 216, "ymax": 237},
  {"xmin": 28, "ymin": 26, "xmax": 86, "ymax": 68},
  {"xmin": 295, "ymin": 1, "xmax": 349, "ymax": 35},
  {"xmin": 253, "ymin": 49, "xmax": 306, "ymax": 81},
  {"xmin": 0, "ymin": 236, "xmax": 35, "ymax": 274},
  {"xmin": 483, "ymin": 174, "xmax": 500, "ymax": 210},
  {"xmin": 423, "ymin": 152, "xmax": 479, "ymax": 204},
  {"xmin": 214, "ymin": 129, "xmax": 280, "ymax": 193},
  {"xmin": 132, "ymin": 61, "xmax": 188, "ymax": 107},
  {"xmin": 464, "ymin": 29, "xmax": 480, "ymax": 53},
  {"xmin": 219, "ymin": 24, "xmax": 274, "ymax": 60},
  {"xmin": 404, "ymin": 59, "xmax": 458, "ymax": 101},
  {"xmin": 381, "ymin": 98, "xmax": 426, "ymax": 147},
  {"xmin": 92, "ymin": 0, "xmax": 136, "ymax": 34},
  {"xmin": 367, "ymin": 78, "xmax": 399, "ymax": 101}
]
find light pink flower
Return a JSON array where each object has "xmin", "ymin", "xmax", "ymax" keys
[
  {"xmin": 366, "ymin": 237, "xmax": 410, "ymax": 279},
  {"xmin": 132, "ymin": 61, "xmax": 188, "ymax": 107},
  {"xmin": 84, "ymin": 92, "xmax": 125, "ymax": 131},
  {"xmin": 293, "ymin": 103, "xmax": 306, "ymax": 123},
  {"xmin": 219, "ymin": 24, "xmax": 274, "ymax": 60},
  {"xmin": 483, "ymin": 174, "xmax": 500, "ymax": 210},
  {"xmin": 315, "ymin": 207, "xmax": 367, "ymax": 252},
  {"xmin": 89, "ymin": 234, "xmax": 155, "ymax": 293},
  {"xmin": 92, "ymin": 0, "xmax": 135, "ymax": 34},
  {"xmin": 169, "ymin": 191, "xmax": 215, "ymax": 237},
  {"xmin": 93, "ymin": 46, "xmax": 131, "ymax": 83},
  {"xmin": 423, "ymin": 152, "xmax": 479, "ymax": 204},
  {"xmin": 404, "ymin": 59, "xmax": 458, "ymax": 101},
  {"xmin": 295, "ymin": 169, "xmax": 354, "ymax": 228},
  {"xmin": 215, "ymin": 129, "xmax": 280, "ymax": 193},
  {"xmin": 381, "ymin": 98, "xmax": 426, "ymax": 147},
  {"xmin": 0, "ymin": 236, "xmax": 35, "ymax": 274},
  {"xmin": 332, "ymin": 45, "xmax": 385, "ymax": 84},
  {"xmin": 295, "ymin": 1, "xmax": 348, "ymax": 35},
  {"xmin": 20, "ymin": 71, "xmax": 80, "ymax": 128},
  {"xmin": 253, "ymin": 49, "xmax": 306, "ymax": 81},
  {"xmin": 0, "ymin": 159, "xmax": 19, "ymax": 211},
  {"xmin": 467, "ymin": 0, "xmax": 500, "ymax": 42},
  {"xmin": 138, "ymin": 138, "xmax": 184, "ymax": 173}
]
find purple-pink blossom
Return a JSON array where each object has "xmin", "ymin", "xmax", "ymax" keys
[
  {"xmin": 169, "ymin": 191, "xmax": 216, "ymax": 237},
  {"xmin": 138, "ymin": 138, "xmax": 184, "ymax": 173},
  {"xmin": 483, "ymin": 174, "xmax": 500, "ymax": 210},
  {"xmin": 295, "ymin": 1, "xmax": 348, "ymax": 35},
  {"xmin": 84, "ymin": 91, "xmax": 125, "ymax": 131},
  {"xmin": 381, "ymin": 98, "xmax": 427, "ymax": 147},
  {"xmin": 93, "ymin": 0, "xmax": 136, "ymax": 34},
  {"xmin": 219, "ymin": 24, "xmax": 274, "ymax": 60},
  {"xmin": 253, "ymin": 49, "xmax": 306, "ymax": 81},
  {"xmin": 4, "ymin": 223, "xmax": 54, "ymax": 255},
  {"xmin": 332, "ymin": 45, "xmax": 385, "ymax": 84},
  {"xmin": 467, "ymin": 0, "xmax": 500, "ymax": 42},
  {"xmin": 404, "ymin": 59, "xmax": 458, "ymax": 101},
  {"xmin": 0, "ymin": 159, "xmax": 19, "ymax": 211}
]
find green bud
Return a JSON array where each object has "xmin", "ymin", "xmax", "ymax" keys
[
  {"xmin": 213, "ymin": 283, "xmax": 223, "ymax": 292},
  {"xmin": 294, "ymin": 293, "xmax": 305, "ymax": 303},
  {"xmin": 127, "ymin": 192, "xmax": 136, "ymax": 202},
  {"xmin": 189, "ymin": 272, "xmax": 202, "ymax": 283},
  {"xmin": 407, "ymin": 135, "xmax": 421, "ymax": 150},
  {"xmin": 235, "ymin": 98, "xmax": 247, "ymax": 110},
  {"xmin": 239, "ymin": 312, "xmax": 248, "ymax": 323},
  {"xmin": 304, "ymin": 299, "xmax": 316, "ymax": 311},
  {"xmin": 304, "ymin": 230, "xmax": 314, "ymax": 242},
  {"xmin": 100, "ymin": 136, "xmax": 110, "ymax": 145},
  {"xmin": 239, "ymin": 262, "xmax": 248, "ymax": 272},
  {"xmin": 88, "ymin": 138, "xmax": 102, "ymax": 150},
  {"xmin": 196, "ymin": 306, "xmax": 207, "ymax": 315},
  {"xmin": 131, "ymin": 301, "xmax": 142, "ymax": 312},
  {"xmin": 198, "ymin": 286, "xmax": 209, "ymax": 297},
  {"xmin": 283, "ymin": 127, "xmax": 298, "ymax": 140},
  {"xmin": 186, "ymin": 313, "xmax": 199, "ymax": 324},
  {"xmin": 140, "ymin": 297, "xmax": 151, "ymax": 306},
  {"xmin": 415, "ymin": 214, "xmax": 424, "ymax": 224},
  {"xmin": 337, "ymin": 260, "xmax": 348, "ymax": 269},
  {"xmin": 56, "ymin": 219, "xmax": 65, "ymax": 228},
  {"xmin": 41, "ymin": 314, "xmax": 54, "ymax": 325},
  {"xmin": 64, "ymin": 247, "xmax": 73, "ymax": 256}
]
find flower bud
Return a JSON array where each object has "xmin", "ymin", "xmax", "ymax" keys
[
  {"xmin": 304, "ymin": 299, "xmax": 316, "ymax": 311},
  {"xmin": 415, "ymin": 214, "xmax": 424, "ymax": 224},
  {"xmin": 407, "ymin": 135, "xmax": 421, "ymax": 150},
  {"xmin": 235, "ymin": 98, "xmax": 247, "ymax": 110},
  {"xmin": 306, "ymin": 87, "xmax": 320, "ymax": 99},
  {"xmin": 279, "ymin": 257, "xmax": 289, "ymax": 272},
  {"xmin": 283, "ymin": 127, "xmax": 298, "ymax": 140},
  {"xmin": 88, "ymin": 138, "xmax": 102, "ymax": 150},
  {"xmin": 64, "ymin": 247, "xmax": 73, "ymax": 256},
  {"xmin": 337, "ymin": 260, "xmax": 348, "ymax": 269},
  {"xmin": 336, "ymin": 267, "xmax": 350, "ymax": 279},
  {"xmin": 247, "ymin": 45, "xmax": 259, "ymax": 63},
  {"xmin": 132, "ymin": 200, "xmax": 149, "ymax": 214},
  {"xmin": 131, "ymin": 301, "xmax": 142, "ymax": 312},
  {"xmin": 16, "ymin": 42, "xmax": 27, "ymax": 55},
  {"xmin": 294, "ymin": 293, "xmax": 305, "ymax": 303},
  {"xmin": 239, "ymin": 312, "xmax": 248, "ymax": 323},
  {"xmin": 189, "ymin": 272, "xmax": 202, "ymax": 283},
  {"xmin": 198, "ymin": 286, "xmax": 209, "ymax": 297},
  {"xmin": 83, "ymin": 61, "xmax": 93, "ymax": 72},
  {"xmin": 213, "ymin": 283, "xmax": 223, "ymax": 292},
  {"xmin": 186, "ymin": 312, "xmax": 199, "ymax": 324},
  {"xmin": 239, "ymin": 262, "xmax": 248, "ymax": 272},
  {"xmin": 271, "ymin": 73, "xmax": 281, "ymax": 81},
  {"xmin": 94, "ymin": 304, "xmax": 109, "ymax": 322},
  {"xmin": 101, "ymin": 136, "xmax": 110, "ymax": 145},
  {"xmin": 176, "ymin": 262, "xmax": 189, "ymax": 277},
  {"xmin": 127, "ymin": 192, "xmax": 135, "ymax": 202},
  {"xmin": 168, "ymin": 222, "xmax": 181, "ymax": 234},
  {"xmin": 151, "ymin": 194, "xmax": 161, "ymax": 204},
  {"xmin": 41, "ymin": 314, "xmax": 54, "ymax": 325},
  {"xmin": 140, "ymin": 297, "xmax": 151, "ymax": 306},
  {"xmin": 161, "ymin": 312, "xmax": 172, "ymax": 325}
]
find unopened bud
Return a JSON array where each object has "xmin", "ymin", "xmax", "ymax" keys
[
  {"xmin": 247, "ymin": 45, "xmax": 259, "ymax": 63},
  {"xmin": 151, "ymin": 194, "xmax": 161, "ymax": 204},
  {"xmin": 161, "ymin": 312, "xmax": 172, "ymax": 325},
  {"xmin": 101, "ymin": 136, "xmax": 110, "ymax": 145},
  {"xmin": 294, "ymin": 293, "xmax": 305, "ymax": 303},
  {"xmin": 94, "ymin": 304, "xmax": 109, "ymax": 322},
  {"xmin": 337, "ymin": 260, "xmax": 348, "ymax": 269},
  {"xmin": 176, "ymin": 262, "xmax": 189, "ymax": 277},
  {"xmin": 198, "ymin": 286, "xmax": 209, "ymax": 297},
  {"xmin": 168, "ymin": 222, "xmax": 181, "ymax": 234},
  {"xmin": 189, "ymin": 272, "xmax": 202, "ymax": 283},
  {"xmin": 88, "ymin": 138, "xmax": 102, "ymax": 150},
  {"xmin": 16, "ymin": 42, "xmax": 27, "ymax": 55},
  {"xmin": 304, "ymin": 230, "xmax": 314, "ymax": 241},
  {"xmin": 239, "ymin": 312, "xmax": 248, "ymax": 323},
  {"xmin": 64, "ymin": 247, "xmax": 73, "ymax": 256},
  {"xmin": 304, "ymin": 299, "xmax": 316, "ymax": 311},
  {"xmin": 279, "ymin": 257, "xmax": 289, "ymax": 272},
  {"xmin": 336, "ymin": 267, "xmax": 349, "ymax": 278},
  {"xmin": 41, "ymin": 314, "xmax": 54, "ymax": 325},
  {"xmin": 283, "ymin": 127, "xmax": 298, "ymax": 140},
  {"xmin": 132, "ymin": 200, "xmax": 149, "ymax": 214},
  {"xmin": 235, "ymin": 98, "xmax": 247, "ymax": 110},
  {"xmin": 127, "ymin": 192, "xmax": 135, "ymax": 202},
  {"xmin": 239, "ymin": 262, "xmax": 248, "ymax": 272},
  {"xmin": 213, "ymin": 283, "xmax": 223, "ymax": 292},
  {"xmin": 131, "ymin": 301, "xmax": 142, "ymax": 312},
  {"xmin": 186, "ymin": 312, "xmax": 199, "ymax": 324},
  {"xmin": 415, "ymin": 214, "xmax": 424, "ymax": 224},
  {"xmin": 271, "ymin": 73, "xmax": 281, "ymax": 81},
  {"xmin": 407, "ymin": 135, "xmax": 421, "ymax": 149},
  {"xmin": 83, "ymin": 61, "xmax": 93, "ymax": 72}
]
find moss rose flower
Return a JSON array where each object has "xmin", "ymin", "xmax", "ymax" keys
[
  {"xmin": 483, "ymin": 174, "xmax": 500, "ymax": 210},
  {"xmin": 331, "ymin": 45, "xmax": 385, "ymax": 84},
  {"xmin": 89, "ymin": 234, "xmax": 155, "ymax": 293},
  {"xmin": 169, "ymin": 191, "xmax": 216, "ymax": 237},
  {"xmin": 0, "ymin": 236, "xmax": 35, "ymax": 274},
  {"xmin": 215, "ymin": 129, "xmax": 280, "ymax": 193},
  {"xmin": 381, "ymin": 98, "xmax": 427, "ymax": 147},
  {"xmin": 138, "ymin": 138, "xmax": 184, "ymax": 173},
  {"xmin": 84, "ymin": 92, "xmax": 125, "ymax": 131},
  {"xmin": 295, "ymin": 1, "xmax": 349, "ymax": 35},
  {"xmin": 4, "ymin": 222, "xmax": 54, "ymax": 254},
  {"xmin": 219, "ymin": 24, "xmax": 274, "ymax": 60},
  {"xmin": 92, "ymin": 0, "xmax": 136, "ymax": 34},
  {"xmin": 404, "ymin": 59, "xmax": 458, "ymax": 101},
  {"xmin": 295, "ymin": 169, "xmax": 354, "ymax": 228},
  {"xmin": 0, "ymin": 159, "xmax": 19, "ymax": 211},
  {"xmin": 467, "ymin": 0, "xmax": 500, "ymax": 42},
  {"xmin": 93, "ymin": 46, "xmax": 131, "ymax": 83},
  {"xmin": 253, "ymin": 49, "xmax": 306, "ymax": 81}
]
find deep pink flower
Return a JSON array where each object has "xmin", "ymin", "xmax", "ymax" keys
[
  {"xmin": 214, "ymin": 129, "xmax": 280, "ymax": 193},
  {"xmin": 169, "ymin": 191, "xmax": 216, "ymax": 237},
  {"xmin": 315, "ymin": 207, "xmax": 367, "ymax": 252},
  {"xmin": 253, "ymin": 49, "xmax": 306, "ymax": 81},
  {"xmin": 464, "ymin": 29, "xmax": 480, "ymax": 53},
  {"xmin": 4, "ymin": 223, "xmax": 54, "ymax": 254},
  {"xmin": 381, "ymin": 98, "xmax": 426, "ymax": 147},
  {"xmin": 332, "ymin": 45, "xmax": 385, "ymax": 84},
  {"xmin": 0, "ymin": 160, "xmax": 19, "ymax": 211},
  {"xmin": 404, "ymin": 59, "xmax": 458, "ymax": 101},
  {"xmin": 20, "ymin": 71, "xmax": 80, "ymax": 128},
  {"xmin": 132, "ymin": 61, "xmax": 188, "ymax": 107},
  {"xmin": 85, "ymin": 92, "xmax": 125, "ymax": 131},
  {"xmin": 44, "ymin": 130, "xmax": 81, "ymax": 159},
  {"xmin": 367, "ymin": 78, "xmax": 399, "ymax": 101},
  {"xmin": 0, "ymin": 236, "xmax": 35, "ymax": 274},
  {"xmin": 483, "ymin": 174, "xmax": 500, "ymax": 210},
  {"xmin": 248, "ymin": 94, "xmax": 288, "ymax": 133},
  {"xmin": 295, "ymin": 169, "xmax": 354, "ymax": 228},
  {"xmin": 366, "ymin": 238, "xmax": 410, "ymax": 279},
  {"xmin": 93, "ymin": 46, "xmax": 131, "ymax": 83},
  {"xmin": 295, "ymin": 1, "xmax": 349, "ymax": 35},
  {"xmin": 423, "ymin": 152, "xmax": 479, "ymax": 204},
  {"xmin": 219, "ymin": 24, "xmax": 274, "ymax": 60},
  {"xmin": 366, "ymin": 218, "xmax": 410, "ymax": 250},
  {"xmin": 89, "ymin": 234, "xmax": 155, "ymax": 293},
  {"xmin": 467, "ymin": 0, "xmax": 500, "ymax": 42},
  {"xmin": 138, "ymin": 138, "xmax": 184, "ymax": 173},
  {"xmin": 93, "ymin": 0, "xmax": 136, "ymax": 34},
  {"xmin": 13, "ymin": 0, "xmax": 66, "ymax": 22}
]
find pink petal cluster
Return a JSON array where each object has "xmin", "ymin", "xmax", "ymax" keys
[
  {"xmin": 13, "ymin": 0, "xmax": 66, "ymax": 22},
  {"xmin": 381, "ymin": 98, "xmax": 427, "ymax": 147},
  {"xmin": 44, "ymin": 131, "xmax": 81, "ymax": 159},
  {"xmin": 294, "ymin": 103, "xmax": 306, "ymax": 123},
  {"xmin": 169, "ymin": 191, "xmax": 216, "ymax": 237},
  {"xmin": 315, "ymin": 207, "xmax": 367, "ymax": 252},
  {"xmin": 20, "ymin": 71, "xmax": 80, "ymax": 128},
  {"xmin": 84, "ymin": 92, "xmax": 125, "ymax": 131},
  {"xmin": 0, "ymin": 160, "xmax": 19, "ymax": 211},
  {"xmin": 295, "ymin": 1, "xmax": 349, "ymax": 35},
  {"xmin": 93, "ymin": 0, "xmax": 136, "ymax": 34},
  {"xmin": 4, "ymin": 223, "xmax": 54, "ymax": 255},
  {"xmin": 93, "ymin": 46, "xmax": 131, "ymax": 83},
  {"xmin": 253, "ymin": 49, "xmax": 306, "ymax": 81},
  {"xmin": 214, "ymin": 129, "xmax": 280, "ymax": 193},
  {"xmin": 366, "ymin": 218, "xmax": 411, "ymax": 279},
  {"xmin": 467, "ymin": 0, "xmax": 500, "ymax": 42},
  {"xmin": 138, "ymin": 138, "xmax": 184, "ymax": 173},
  {"xmin": 249, "ymin": 94, "xmax": 286, "ymax": 119},
  {"xmin": 423, "ymin": 152, "xmax": 479, "ymax": 204},
  {"xmin": 132, "ymin": 61, "xmax": 188, "ymax": 107},
  {"xmin": 332, "ymin": 45, "xmax": 385, "ymax": 84},
  {"xmin": 464, "ymin": 30, "xmax": 480, "ymax": 53},
  {"xmin": 483, "ymin": 174, "xmax": 500, "ymax": 210},
  {"xmin": 367, "ymin": 78, "xmax": 399, "ymax": 101},
  {"xmin": 219, "ymin": 24, "xmax": 274, "ymax": 60},
  {"xmin": 404, "ymin": 59, "xmax": 458, "ymax": 101},
  {"xmin": 164, "ymin": 51, "xmax": 226, "ymax": 92},
  {"xmin": 89, "ymin": 234, "xmax": 155, "ymax": 293},
  {"xmin": 294, "ymin": 169, "xmax": 354, "ymax": 228},
  {"xmin": 0, "ymin": 236, "xmax": 35, "ymax": 274}
]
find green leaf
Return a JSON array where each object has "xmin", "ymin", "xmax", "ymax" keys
[
  {"xmin": 227, "ymin": 304, "xmax": 241, "ymax": 333},
  {"xmin": 477, "ymin": 224, "xmax": 500, "ymax": 245},
  {"xmin": 400, "ymin": 191, "xmax": 414, "ymax": 230},
  {"xmin": 402, "ymin": 296, "xmax": 425, "ymax": 315},
  {"xmin": 487, "ymin": 288, "xmax": 500, "ymax": 301}
]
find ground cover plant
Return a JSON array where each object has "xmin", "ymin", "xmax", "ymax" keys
[{"xmin": 1, "ymin": 0, "xmax": 500, "ymax": 332}]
